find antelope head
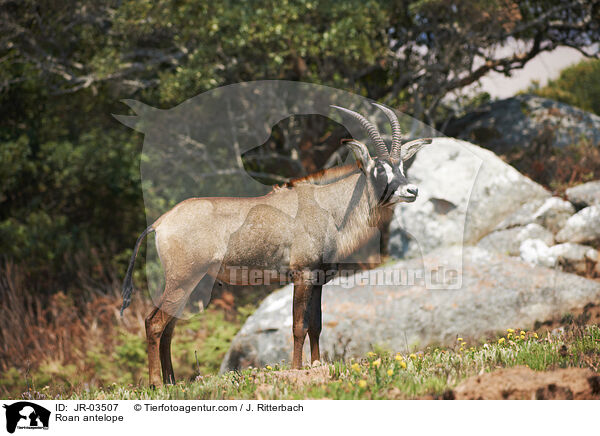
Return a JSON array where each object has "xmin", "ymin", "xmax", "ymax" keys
[{"xmin": 331, "ymin": 103, "xmax": 432, "ymax": 205}]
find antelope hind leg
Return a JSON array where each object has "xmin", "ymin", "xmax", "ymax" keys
[
  {"xmin": 146, "ymin": 276, "xmax": 202, "ymax": 387},
  {"xmin": 145, "ymin": 306, "xmax": 174, "ymax": 388},
  {"xmin": 159, "ymin": 318, "xmax": 177, "ymax": 384}
]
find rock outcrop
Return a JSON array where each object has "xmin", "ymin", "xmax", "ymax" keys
[
  {"xmin": 478, "ymin": 223, "xmax": 554, "ymax": 256},
  {"xmin": 221, "ymin": 246, "xmax": 600, "ymax": 371},
  {"xmin": 445, "ymin": 94, "xmax": 600, "ymax": 155},
  {"xmin": 555, "ymin": 206, "xmax": 600, "ymax": 244},
  {"xmin": 389, "ymin": 138, "xmax": 549, "ymax": 258},
  {"xmin": 566, "ymin": 181, "xmax": 600, "ymax": 208}
]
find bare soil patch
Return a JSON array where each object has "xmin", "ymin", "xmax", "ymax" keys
[{"xmin": 450, "ymin": 366, "xmax": 600, "ymax": 400}]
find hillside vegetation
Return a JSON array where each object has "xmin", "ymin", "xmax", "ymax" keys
[
  {"xmin": 531, "ymin": 59, "xmax": 600, "ymax": 116},
  {"xmin": 6, "ymin": 309, "xmax": 600, "ymax": 400}
]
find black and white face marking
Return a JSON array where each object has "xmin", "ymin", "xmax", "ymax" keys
[{"xmin": 371, "ymin": 159, "xmax": 418, "ymax": 205}]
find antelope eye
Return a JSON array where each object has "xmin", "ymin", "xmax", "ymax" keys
[{"xmin": 372, "ymin": 162, "xmax": 388, "ymax": 186}]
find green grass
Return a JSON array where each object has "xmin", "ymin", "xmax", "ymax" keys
[{"xmin": 16, "ymin": 324, "xmax": 597, "ymax": 400}]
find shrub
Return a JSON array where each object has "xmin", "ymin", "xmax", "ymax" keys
[{"xmin": 531, "ymin": 59, "xmax": 600, "ymax": 116}]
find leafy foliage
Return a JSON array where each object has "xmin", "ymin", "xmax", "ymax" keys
[
  {"xmin": 532, "ymin": 59, "xmax": 600, "ymax": 116},
  {"xmin": 1, "ymin": 0, "xmax": 598, "ymax": 292}
]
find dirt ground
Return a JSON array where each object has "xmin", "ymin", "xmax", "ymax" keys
[
  {"xmin": 444, "ymin": 303, "xmax": 600, "ymax": 400},
  {"xmin": 448, "ymin": 366, "xmax": 600, "ymax": 400}
]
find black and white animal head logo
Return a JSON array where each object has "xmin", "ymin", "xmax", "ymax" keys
[{"xmin": 3, "ymin": 402, "xmax": 50, "ymax": 434}]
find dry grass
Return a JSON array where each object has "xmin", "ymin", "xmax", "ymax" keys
[
  {"xmin": 0, "ymin": 261, "xmax": 150, "ymax": 375},
  {"xmin": 0, "ymin": 260, "xmax": 254, "ymax": 399},
  {"xmin": 506, "ymin": 139, "xmax": 600, "ymax": 195}
]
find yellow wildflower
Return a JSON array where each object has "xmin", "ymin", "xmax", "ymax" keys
[
  {"xmin": 498, "ymin": 337, "xmax": 505, "ymax": 344},
  {"xmin": 266, "ymin": 365, "xmax": 272, "ymax": 370},
  {"xmin": 507, "ymin": 333, "xmax": 512, "ymax": 339},
  {"xmin": 367, "ymin": 351, "xmax": 377, "ymax": 358},
  {"xmin": 395, "ymin": 354, "xmax": 404, "ymax": 362},
  {"xmin": 533, "ymin": 333, "xmax": 539, "ymax": 339},
  {"xmin": 372, "ymin": 358, "xmax": 381, "ymax": 368},
  {"xmin": 387, "ymin": 369, "xmax": 394, "ymax": 376},
  {"xmin": 507, "ymin": 328, "xmax": 515, "ymax": 333},
  {"xmin": 520, "ymin": 331, "xmax": 526, "ymax": 336},
  {"xmin": 351, "ymin": 363, "xmax": 361, "ymax": 372},
  {"xmin": 358, "ymin": 380, "xmax": 367, "ymax": 388},
  {"xmin": 459, "ymin": 347, "xmax": 464, "ymax": 352},
  {"xmin": 399, "ymin": 361, "xmax": 407, "ymax": 369},
  {"xmin": 409, "ymin": 353, "xmax": 417, "ymax": 359},
  {"xmin": 457, "ymin": 337, "xmax": 463, "ymax": 342}
]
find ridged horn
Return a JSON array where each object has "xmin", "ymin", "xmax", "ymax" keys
[
  {"xmin": 372, "ymin": 103, "xmax": 402, "ymax": 160},
  {"xmin": 331, "ymin": 105, "xmax": 389, "ymax": 158}
]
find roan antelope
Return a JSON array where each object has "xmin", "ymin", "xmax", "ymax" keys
[{"xmin": 121, "ymin": 103, "xmax": 431, "ymax": 386}]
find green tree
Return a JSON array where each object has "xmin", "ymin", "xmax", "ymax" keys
[{"xmin": 533, "ymin": 59, "xmax": 600, "ymax": 116}]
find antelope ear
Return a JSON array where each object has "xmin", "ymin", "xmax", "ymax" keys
[
  {"xmin": 346, "ymin": 140, "xmax": 374, "ymax": 172},
  {"xmin": 401, "ymin": 138, "xmax": 432, "ymax": 161}
]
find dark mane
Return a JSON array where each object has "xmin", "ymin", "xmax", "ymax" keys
[{"xmin": 274, "ymin": 164, "xmax": 360, "ymax": 190}]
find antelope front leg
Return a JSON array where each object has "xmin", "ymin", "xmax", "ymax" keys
[
  {"xmin": 308, "ymin": 285, "xmax": 322, "ymax": 364},
  {"xmin": 292, "ymin": 281, "xmax": 311, "ymax": 369}
]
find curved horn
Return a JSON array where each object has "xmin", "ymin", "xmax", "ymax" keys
[
  {"xmin": 331, "ymin": 105, "xmax": 389, "ymax": 158},
  {"xmin": 372, "ymin": 103, "xmax": 402, "ymax": 160}
]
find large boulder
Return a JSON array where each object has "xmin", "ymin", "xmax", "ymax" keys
[
  {"xmin": 519, "ymin": 239, "xmax": 557, "ymax": 268},
  {"xmin": 519, "ymin": 240, "xmax": 598, "ymax": 275},
  {"xmin": 493, "ymin": 198, "xmax": 547, "ymax": 231},
  {"xmin": 551, "ymin": 243, "xmax": 598, "ymax": 275},
  {"xmin": 389, "ymin": 138, "xmax": 549, "ymax": 258},
  {"xmin": 493, "ymin": 197, "xmax": 575, "ymax": 234},
  {"xmin": 220, "ymin": 246, "xmax": 600, "ymax": 372},
  {"xmin": 566, "ymin": 181, "xmax": 600, "ymax": 208},
  {"xmin": 445, "ymin": 94, "xmax": 600, "ymax": 155},
  {"xmin": 531, "ymin": 197, "xmax": 575, "ymax": 234},
  {"xmin": 555, "ymin": 206, "xmax": 600, "ymax": 244},
  {"xmin": 478, "ymin": 223, "xmax": 554, "ymax": 256}
]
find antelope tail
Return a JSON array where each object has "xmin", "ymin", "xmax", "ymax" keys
[{"xmin": 121, "ymin": 225, "xmax": 155, "ymax": 315}]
